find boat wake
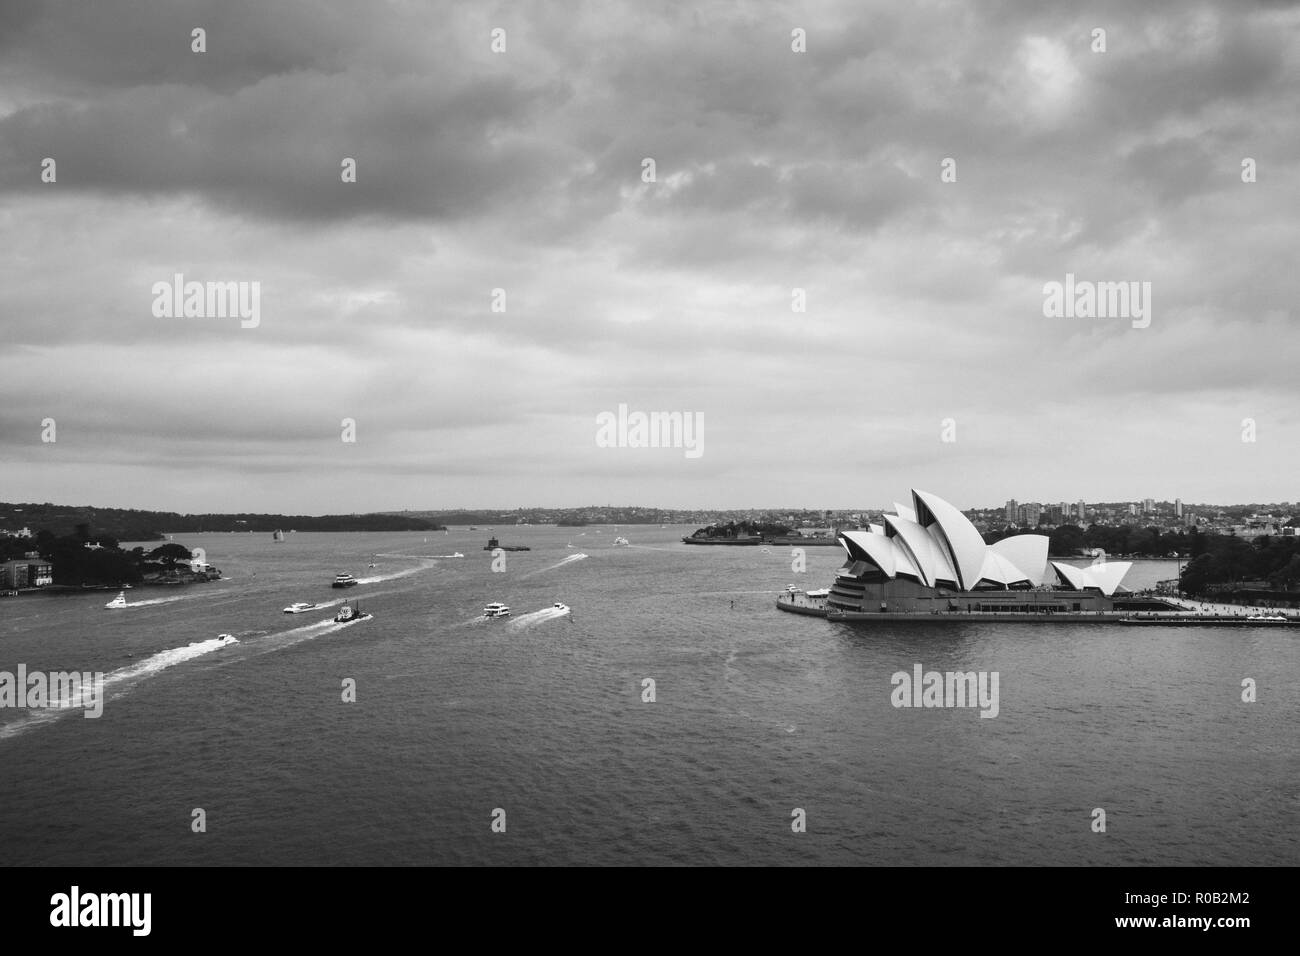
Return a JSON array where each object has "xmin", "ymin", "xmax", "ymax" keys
[
  {"xmin": 352, "ymin": 561, "xmax": 435, "ymax": 585},
  {"xmin": 115, "ymin": 595, "xmax": 193, "ymax": 608},
  {"xmin": 509, "ymin": 605, "xmax": 571, "ymax": 629},
  {"xmin": 520, "ymin": 553, "xmax": 587, "ymax": 578},
  {"xmin": 0, "ymin": 633, "xmax": 245, "ymax": 742},
  {"xmin": 374, "ymin": 552, "xmax": 464, "ymax": 559}
]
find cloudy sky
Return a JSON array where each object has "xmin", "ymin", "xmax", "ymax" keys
[{"xmin": 2, "ymin": 0, "xmax": 1298, "ymax": 513}]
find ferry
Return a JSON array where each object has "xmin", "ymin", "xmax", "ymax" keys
[
  {"xmin": 105, "ymin": 590, "xmax": 128, "ymax": 609},
  {"xmin": 482, "ymin": 602, "xmax": 511, "ymax": 619},
  {"xmin": 332, "ymin": 573, "xmax": 359, "ymax": 588},
  {"xmin": 1117, "ymin": 614, "xmax": 1296, "ymax": 627},
  {"xmin": 283, "ymin": 601, "xmax": 319, "ymax": 614},
  {"xmin": 334, "ymin": 601, "xmax": 372, "ymax": 623}
]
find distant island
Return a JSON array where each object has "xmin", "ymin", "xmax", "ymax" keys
[{"xmin": 1, "ymin": 503, "xmax": 444, "ymax": 541}]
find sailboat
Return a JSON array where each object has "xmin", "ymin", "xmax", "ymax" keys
[
  {"xmin": 105, "ymin": 590, "xmax": 128, "ymax": 609},
  {"xmin": 272, "ymin": 529, "xmax": 285, "ymax": 542}
]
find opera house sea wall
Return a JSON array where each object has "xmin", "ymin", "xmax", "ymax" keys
[{"xmin": 785, "ymin": 489, "xmax": 1144, "ymax": 621}]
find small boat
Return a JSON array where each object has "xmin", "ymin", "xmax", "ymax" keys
[
  {"xmin": 552, "ymin": 602, "xmax": 569, "ymax": 612},
  {"xmin": 612, "ymin": 537, "xmax": 630, "ymax": 547},
  {"xmin": 105, "ymin": 591, "xmax": 128, "ymax": 608},
  {"xmin": 334, "ymin": 601, "xmax": 372, "ymax": 623},
  {"xmin": 283, "ymin": 602, "xmax": 319, "ymax": 614},
  {"xmin": 332, "ymin": 573, "xmax": 359, "ymax": 588},
  {"xmin": 272, "ymin": 529, "xmax": 285, "ymax": 542},
  {"xmin": 482, "ymin": 602, "xmax": 511, "ymax": 619},
  {"xmin": 216, "ymin": 633, "xmax": 239, "ymax": 645}
]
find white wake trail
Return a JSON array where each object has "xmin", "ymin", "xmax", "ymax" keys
[
  {"xmin": 509, "ymin": 606, "xmax": 572, "ymax": 630},
  {"xmin": 520, "ymin": 553, "xmax": 588, "ymax": 579}
]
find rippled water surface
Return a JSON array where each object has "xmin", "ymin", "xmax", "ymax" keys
[{"xmin": 1, "ymin": 529, "xmax": 1296, "ymax": 865}]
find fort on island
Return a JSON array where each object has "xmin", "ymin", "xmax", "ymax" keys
[{"xmin": 779, "ymin": 488, "xmax": 1173, "ymax": 622}]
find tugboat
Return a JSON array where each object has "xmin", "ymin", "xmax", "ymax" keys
[
  {"xmin": 332, "ymin": 573, "xmax": 359, "ymax": 588},
  {"xmin": 482, "ymin": 602, "xmax": 511, "ymax": 619},
  {"xmin": 484, "ymin": 537, "xmax": 530, "ymax": 552},
  {"xmin": 105, "ymin": 590, "xmax": 128, "ymax": 609},
  {"xmin": 334, "ymin": 601, "xmax": 372, "ymax": 623}
]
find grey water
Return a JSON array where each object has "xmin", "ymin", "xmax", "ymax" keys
[{"xmin": 1, "ymin": 527, "xmax": 1295, "ymax": 865}]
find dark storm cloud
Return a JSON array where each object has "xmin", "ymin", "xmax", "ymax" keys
[{"xmin": 1, "ymin": 0, "xmax": 1298, "ymax": 510}]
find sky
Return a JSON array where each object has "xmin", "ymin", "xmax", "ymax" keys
[{"xmin": 1, "ymin": 0, "xmax": 1298, "ymax": 513}]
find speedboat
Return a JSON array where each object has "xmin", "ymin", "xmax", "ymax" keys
[
  {"xmin": 552, "ymin": 602, "xmax": 570, "ymax": 613},
  {"xmin": 332, "ymin": 573, "xmax": 358, "ymax": 588},
  {"xmin": 105, "ymin": 591, "xmax": 128, "ymax": 609},
  {"xmin": 482, "ymin": 602, "xmax": 511, "ymax": 619},
  {"xmin": 283, "ymin": 602, "xmax": 319, "ymax": 614},
  {"xmin": 612, "ymin": 537, "xmax": 629, "ymax": 547},
  {"xmin": 216, "ymin": 633, "xmax": 239, "ymax": 645},
  {"xmin": 334, "ymin": 601, "xmax": 372, "ymax": 623}
]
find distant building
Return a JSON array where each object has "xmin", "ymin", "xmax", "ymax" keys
[
  {"xmin": 1, "ymin": 553, "xmax": 53, "ymax": 589},
  {"xmin": 1077, "ymin": 499, "xmax": 1086, "ymax": 522},
  {"xmin": 1143, "ymin": 498, "xmax": 1155, "ymax": 514},
  {"xmin": 1174, "ymin": 498, "xmax": 1183, "ymax": 518},
  {"xmin": 1004, "ymin": 499, "xmax": 1017, "ymax": 525},
  {"xmin": 1129, "ymin": 503, "xmax": 1138, "ymax": 516}
]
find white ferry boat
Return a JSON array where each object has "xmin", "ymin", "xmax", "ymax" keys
[
  {"xmin": 283, "ymin": 602, "xmax": 319, "ymax": 614},
  {"xmin": 482, "ymin": 602, "xmax": 511, "ymax": 619}
]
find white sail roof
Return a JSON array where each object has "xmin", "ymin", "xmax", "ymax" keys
[
  {"xmin": 1050, "ymin": 560, "xmax": 1133, "ymax": 596},
  {"xmin": 988, "ymin": 535, "xmax": 1049, "ymax": 585},
  {"xmin": 912, "ymin": 489, "xmax": 988, "ymax": 591}
]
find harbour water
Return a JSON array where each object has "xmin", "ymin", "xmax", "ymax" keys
[{"xmin": 1, "ymin": 527, "xmax": 1296, "ymax": 865}]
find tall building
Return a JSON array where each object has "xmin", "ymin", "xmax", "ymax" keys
[
  {"xmin": 1077, "ymin": 499, "xmax": 1086, "ymax": 522},
  {"xmin": 1143, "ymin": 498, "xmax": 1155, "ymax": 514},
  {"xmin": 1129, "ymin": 503, "xmax": 1137, "ymax": 515},
  {"xmin": 1018, "ymin": 502, "xmax": 1043, "ymax": 526},
  {"xmin": 1004, "ymin": 499, "xmax": 1017, "ymax": 525},
  {"xmin": 1175, "ymin": 498, "xmax": 1183, "ymax": 517}
]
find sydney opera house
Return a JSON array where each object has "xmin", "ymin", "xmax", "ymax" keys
[{"xmin": 805, "ymin": 489, "xmax": 1140, "ymax": 620}]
